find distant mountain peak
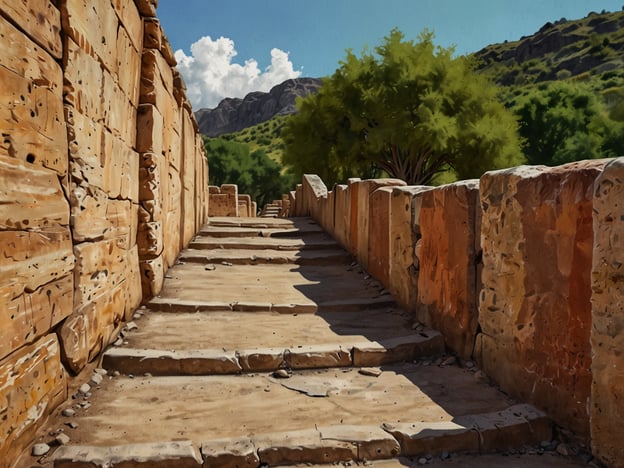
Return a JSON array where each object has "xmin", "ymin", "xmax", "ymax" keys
[{"xmin": 195, "ymin": 77, "xmax": 323, "ymax": 137}]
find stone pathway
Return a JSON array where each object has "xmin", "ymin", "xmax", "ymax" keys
[{"xmin": 22, "ymin": 218, "xmax": 586, "ymax": 467}]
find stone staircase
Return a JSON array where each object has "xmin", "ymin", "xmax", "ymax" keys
[{"xmin": 27, "ymin": 218, "xmax": 574, "ymax": 467}]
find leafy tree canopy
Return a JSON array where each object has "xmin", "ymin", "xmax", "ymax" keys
[
  {"xmin": 512, "ymin": 81, "xmax": 624, "ymax": 165},
  {"xmin": 282, "ymin": 29, "xmax": 524, "ymax": 186},
  {"xmin": 204, "ymin": 137, "xmax": 294, "ymax": 209}
]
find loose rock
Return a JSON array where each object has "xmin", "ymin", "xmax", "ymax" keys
[
  {"xmin": 418, "ymin": 457, "xmax": 428, "ymax": 465},
  {"xmin": 32, "ymin": 443, "xmax": 50, "ymax": 456},
  {"xmin": 56, "ymin": 433, "xmax": 71, "ymax": 445},
  {"xmin": 78, "ymin": 383, "xmax": 91, "ymax": 395},
  {"xmin": 273, "ymin": 369, "xmax": 290, "ymax": 379},
  {"xmin": 90, "ymin": 373, "xmax": 103, "ymax": 385},
  {"xmin": 359, "ymin": 367, "xmax": 382, "ymax": 377},
  {"xmin": 556, "ymin": 443, "xmax": 570, "ymax": 456},
  {"xmin": 441, "ymin": 355, "xmax": 457, "ymax": 366},
  {"xmin": 61, "ymin": 408, "xmax": 76, "ymax": 417}
]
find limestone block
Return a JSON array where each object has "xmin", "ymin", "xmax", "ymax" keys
[
  {"xmin": 112, "ymin": 0, "xmax": 143, "ymax": 54},
  {"xmin": 124, "ymin": 245, "xmax": 143, "ymax": 319},
  {"xmin": 0, "ymin": 228, "xmax": 74, "ymax": 298},
  {"xmin": 166, "ymin": 111, "xmax": 183, "ymax": 171},
  {"xmin": 368, "ymin": 187, "xmax": 393, "ymax": 288},
  {"xmin": 61, "ymin": 0, "xmax": 119, "ymax": 73},
  {"xmin": 60, "ymin": 284, "xmax": 126, "ymax": 372},
  {"xmin": 478, "ymin": 161, "xmax": 606, "ymax": 437},
  {"xmin": 140, "ymin": 49, "xmax": 175, "ymax": 110},
  {"xmin": 137, "ymin": 104, "xmax": 164, "ymax": 155},
  {"xmin": 143, "ymin": 18, "xmax": 162, "ymax": 50},
  {"xmin": 0, "ymin": 0, "xmax": 62, "ymax": 59},
  {"xmin": 388, "ymin": 186, "xmax": 431, "ymax": 310},
  {"xmin": 102, "ymin": 71, "xmax": 137, "ymax": 148},
  {"xmin": 114, "ymin": 25, "xmax": 142, "ymax": 106},
  {"xmin": 105, "ymin": 199, "xmax": 138, "ymax": 249},
  {"xmin": 0, "ymin": 154, "xmax": 70, "ymax": 230},
  {"xmin": 333, "ymin": 184, "xmax": 350, "ymax": 249},
  {"xmin": 102, "ymin": 131, "xmax": 139, "ymax": 202},
  {"xmin": 0, "ymin": 274, "xmax": 73, "ymax": 362},
  {"xmin": 140, "ymin": 255, "xmax": 164, "ymax": 300},
  {"xmin": 201, "ymin": 438, "xmax": 259, "ymax": 468},
  {"xmin": 160, "ymin": 33, "xmax": 177, "ymax": 67},
  {"xmin": 73, "ymin": 239, "xmax": 131, "ymax": 313},
  {"xmin": 292, "ymin": 184, "xmax": 303, "ymax": 217},
  {"xmin": 0, "ymin": 334, "xmax": 67, "ymax": 463},
  {"xmin": 416, "ymin": 180, "xmax": 480, "ymax": 360},
  {"xmin": 0, "ymin": 14, "xmax": 61, "ymax": 93},
  {"xmin": 65, "ymin": 105, "xmax": 104, "ymax": 189},
  {"xmin": 163, "ymin": 167, "xmax": 182, "ymax": 267},
  {"xmin": 138, "ymin": 221, "xmax": 163, "ymax": 258},
  {"xmin": 302, "ymin": 174, "xmax": 328, "ymax": 219},
  {"xmin": 347, "ymin": 179, "xmax": 406, "ymax": 267},
  {"xmin": 590, "ymin": 157, "xmax": 624, "ymax": 466},
  {"xmin": 63, "ymin": 38, "xmax": 103, "ymax": 122},
  {"xmin": 0, "ymin": 54, "xmax": 67, "ymax": 175},
  {"xmin": 70, "ymin": 183, "xmax": 112, "ymax": 242},
  {"xmin": 134, "ymin": 0, "xmax": 158, "ymax": 17}
]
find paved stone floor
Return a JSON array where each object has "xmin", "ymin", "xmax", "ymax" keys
[{"xmin": 18, "ymin": 217, "xmax": 589, "ymax": 467}]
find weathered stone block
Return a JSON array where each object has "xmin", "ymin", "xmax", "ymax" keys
[
  {"xmin": 0, "ymin": 334, "xmax": 67, "ymax": 462},
  {"xmin": 133, "ymin": 0, "xmax": 158, "ymax": 18},
  {"xmin": 0, "ymin": 0, "xmax": 62, "ymax": 59},
  {"xmin": 140, "ymin": 49, "xmax": 175, "ymax": 110},
  {"xmin": 0, "ymin": 54, "xmax": 67, "ymax": 175},
  {"xmin": 112, "ymin": 0, "xmax": 143, "ymax": 54},
  {"xmin": 60, "ymin": 284, "xmax": 125, "ymax": 373},
  {"xmin": 140, "ymin": 255, "xmax": 164, "ymax": 300},
  {"xmin": 102, "ymin": 71, "xmax": 137, "ymax": 148},
  {"xmin": 416, "ymin": 180, "xmax": 480, "ymax": 360},
  {"xmin": 0, "ymin": 155, "xmax": 70, "ymax": 230},
  {"xmin": 102, "ymin": 130, "xmax": 139, "ymax": 202},
  {"xmin": 105, "ymin": 200, "xmax": 139, "ymax": 250},
  {"xmin": 0, "ymin": 228, "xmax": 74, "ymax": 299},
  {"xmin": 61, "ymin": 0, "xmax": 119, "ymax": 73},
  {"xmin": 65, "ymin": 105, "xmax": 104, "ymax": 189},
  {"xmin": 138, "ymin": 221, "xmax": 164, "ymax": 258},
  {"xmin": 114, "ymin": 25, "xmax": 142, "ymax": 106},
  {"xmin": 368, "ymin": 187, "xmax": 393, "ymax": 288},
  {"xmin": 388, "ymin": 186, "xmax": 431, "ymax": 311},
  {"xmin": 63, "ymin": 38, "xmax": 104, "ymax": 121},
  {"xmin": 478, "ymin": 161, "xmax": 606, "ymax": 437},
  {"xmin": 333, "ymin": 184, "xmax": 350, "ymax": 249},
  {"xmin": 143, "ymin": 18, "xmax": 162, "ymax": 50},
  {"xmin": 137, "ymin": 104, "xmax": 164, "ymax": 155},
  {"xmin": 302, "ymin": 174, "xmax": 328, "ymax": 220},
  {"xmin": 590, "ymin": 157, "xmax": 624, "ymax": 466}
]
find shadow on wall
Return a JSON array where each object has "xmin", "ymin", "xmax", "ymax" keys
[{"xmin": 282, "ymin": 160, "xmax": 624, "ymax": 467}]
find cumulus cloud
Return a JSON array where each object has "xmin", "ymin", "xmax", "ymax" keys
[{"xmin": 174, "ymin": 35, "xmax": 302, "ymax": 109}]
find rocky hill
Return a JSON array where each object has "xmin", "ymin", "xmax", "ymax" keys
[
  {"xmin": 195, "ymin": 77, "xmax": 323, "ymax": 137},
  {"xmin": 474, "ymin": 9, "xmax": 624, "ymax": 85}
]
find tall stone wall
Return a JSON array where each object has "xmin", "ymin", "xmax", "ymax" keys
[
  {"xmin": 290, "ymin": 158, "xmax": 624, "ymax": 464},
  {"xmin": 0, "ymin": 0, "xmax": 208, "ymax": 462}
]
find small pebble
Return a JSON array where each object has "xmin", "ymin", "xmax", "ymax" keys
[
  {"xmin": 78, "ymin": 383, "xmax": 91, "ymax": 395},
  {"xmin": 90, "ymin": 373, "xmax": 103, "ymax": 385},
  {"xmin": 112, "ymin": 370, "xmax": 121, "ymax": 377},
  {"xmin": 464, "ymin": 360, "xmax": 475, "ymax": 369},
  {"xmin": 56, "ymin": 433, "xmax": 71, "ymax": 445},
  {"xmin": 359, "ymin": 367, "xmax": 382, "ymax": 377},
  {"xmin": 441, "ymin": 451, "xmax": 450, "ymax": 459},
  {"xmin": 61, "ymin": 408, "xmax": 76, "ymax": 417},
  {"xmin": 125, "ymin": 321, "xmax": 138, "ymax": 331},
  {"xmin": 133, "ymin": 313, "xmax": 142, "ymax": 320},
  {"xmin": 441, "ymin": 355, "xmax": 456, "ymax": 366},
  {"xmin": 273, "ymin": 369, "xmax": 290, "ymax": 379},
  {"xmin": 113, "ymin": 337, "xmax": 123, "ymax": 346},
  {"xmin": 94, "ymin": 368, "xmax": 108, "ymax": 376},
  {"xmin": 66, "ymin": 422, "xmax": 78, "ymax": 429},
  {"xmin": 418, "ymin": 457, "xmax": 428, "ymax": 465},
  {"xmin": 32, "ymin": 443, "xmax": 50, "ymax": 456}
]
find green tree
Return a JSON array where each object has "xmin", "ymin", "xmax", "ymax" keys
[
  {"xmin": 204, "ymin": 137, "xmax": 294, "ymax": 209},
  {"xmin": 282, "ymin": 29, "xmax": 523, "ymax": 186},
  {"xmin": 514, "ymin": 81, "xmax": 624, "ymax": 165}
]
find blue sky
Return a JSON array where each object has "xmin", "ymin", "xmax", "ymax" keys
[{"xmin": 157, "ymin": 0, "xmax": 624, "ymax": 109}]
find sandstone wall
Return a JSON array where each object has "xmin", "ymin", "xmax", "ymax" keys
[
  {"xmin": 289, "ymin": 159, "xmax": 624, "ymax": 463},
  {"xmin": 0, "ymin": 0, "xmax": 208, "ymax": 462}
]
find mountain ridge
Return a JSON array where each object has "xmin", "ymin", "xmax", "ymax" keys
[{"xmin": 195, "ymin": 77, "xmax": 323, "ymax": 137}]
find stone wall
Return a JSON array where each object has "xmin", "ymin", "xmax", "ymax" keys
[
  {"xmin": 207, "ymin": 184, "xmax": 257, "ymax": 217},
  {"xmin": 289, "ymin": 158, "xmax": 624, "ymax": 466},
  {"xmin": 0, "ymin": 0, "xmax": 208, "ymax": 462}
]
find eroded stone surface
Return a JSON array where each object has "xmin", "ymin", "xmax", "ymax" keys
[
  {"xmin": 416, "ymin": 180, "xmax": 480, "ymax": 360},
  {"xmin": 590, "ymin": 157, "xmax": 624, "ymax": 466},
  {"xmin": 478, "ymin": 161, "xmax": 606, "ymax": 436}
]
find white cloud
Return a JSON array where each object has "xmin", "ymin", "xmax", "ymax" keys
[{"xmin": 174, "ymin": 36, "xmax": 302, "ymax": 109}]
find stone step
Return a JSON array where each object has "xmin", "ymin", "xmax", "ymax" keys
[
  {"xmin": 189, "ymin": 234, "xmax": 340, "ymax": 251},
  {"xmin": 153, "ymin": 262, "xmax": 391, "ymax": 313},
  {"xmin": 104, "ymin": 309, "xmax": 438, "ymax": 375},
  {"xmin": 178, "ymin": 248, "xmax": 353, "ymax": 266},
  {"xmin": 46, "ymin": 361, "xmax": 551, "ymax": 466},
  {"xmin": 207, "ymin": 216, "xmax": 301, "ymax": 229}
]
